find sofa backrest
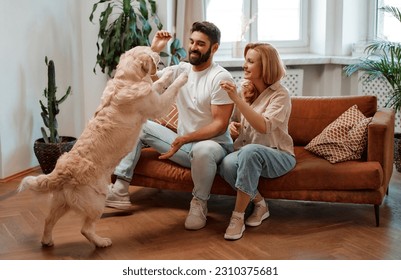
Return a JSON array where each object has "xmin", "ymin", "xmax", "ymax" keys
[{"xmin": 289, "ymin": 95, "xmax": 378, "ymax": 146}]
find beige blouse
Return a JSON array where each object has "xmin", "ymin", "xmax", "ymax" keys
[{"xmin": 233, "ymin": 81, "xmax": 295, "ymax": 156}]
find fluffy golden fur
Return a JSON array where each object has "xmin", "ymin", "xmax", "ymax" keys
[{"xmin": 18, "ymin": 46, "xmax": 188, "ymax": 247}]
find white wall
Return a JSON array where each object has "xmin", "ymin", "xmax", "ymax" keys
[{"xmin": 0, "ymin": 0, "xmax": 106, "ymax": 179}]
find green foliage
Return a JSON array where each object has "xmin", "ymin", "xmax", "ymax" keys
[
  {"xmin": 40, "ymin": 57, "xmax": 72, "ymax": 143},
  {"xmin": 344, "ymin": 5, "xmax": 401, "ymax": 112},
  {"xmin": 89, "ymin": 0, "xmax": 161, "ymax": 77},
  {"xmin": 169, "ymin": 38, "xmax": 187, "ymax": 65},
  {"xmin": 159, "ymin": 37, "xmax": 187, "ymax": 66},
  {"xmin": 90, "ymin": 0, "xmax": 186, "ymax": 77}
]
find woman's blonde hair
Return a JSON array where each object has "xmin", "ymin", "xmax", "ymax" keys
[{"xmin": 244, "ymin": 43, "xmax": 286, "ymax": 85}]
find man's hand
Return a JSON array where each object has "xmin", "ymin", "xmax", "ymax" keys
[
  {"xmin": 158, "ymin": 136, "xmax": 187, "ymax": 160},
  {"xmin": 151, "ymin": 30, "xmax": 172, "ymax": 53}
]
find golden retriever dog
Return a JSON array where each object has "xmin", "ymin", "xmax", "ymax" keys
[{"xmin": 18, "ymin": 46, "xmax": 188, "ymax": 247}]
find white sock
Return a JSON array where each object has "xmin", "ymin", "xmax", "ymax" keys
[{"xmin": 112, "ymin": 178, "xmax": 130, "ymax": 196}]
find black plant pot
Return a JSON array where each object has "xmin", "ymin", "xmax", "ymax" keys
[{"xmin": 33, "ymin": 136, "xmax": 77, "ymax": 174}]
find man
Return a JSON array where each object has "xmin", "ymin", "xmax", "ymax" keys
[{"xmin": 106, "ymin": 21, "xmax": 234, "ymax": 230}]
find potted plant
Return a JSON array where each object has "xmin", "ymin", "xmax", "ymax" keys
[
  {"xmin": 89, "ymin": 0, "xmax": 186, "ymax": 77},
  {"xmin": 33, "ymin": 57, "xmax": 76, "ymax": 174},
  {"xmin": 344, "ymin": 5, "xmax": 401, "ymax": 171}
]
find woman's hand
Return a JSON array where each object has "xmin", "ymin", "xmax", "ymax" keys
[
  {"xmin": 220, "ymin": 80, "xmax": 240, "ymax": 102},
  {"xmin": 229, "ymin": 121, "xmax": 241, "ymax": 140},
  {"xmin": 151, "ymin": 30, "xmax": 172, "ymax": 53}
]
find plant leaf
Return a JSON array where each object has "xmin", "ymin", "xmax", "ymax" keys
[
  {"xmin": 40, "ymin": 127, "xmax": 49, "ymax": 143},
  {"xmin": 89, "ymin": 0, "xmax": 112, "ymax": 22},
  {"xmin": 138, "ymin": 0, "xmax": 149, "ymax": 20},
  {"xmin": 171, "ymin": 56, "xmax": 179, "ymax": 65},
  {"xmin": 41, "ymin": 112, "xmax": 50, "ymax": 128},
  {"xmin": 58, "ymin": 86, "xmax": 72, "ymax": 104},
  {"xmin": 176, "ymin": 48, "xmax": 187, "ymax": 59},
  {"xmin": 380, "ymin": 5, "xmax": 401, "ymax": 23}
]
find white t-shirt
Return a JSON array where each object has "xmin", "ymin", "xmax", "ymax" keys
[{"xmin": 158, "ymin": 62, "xmax": 234, "ymax": 146}]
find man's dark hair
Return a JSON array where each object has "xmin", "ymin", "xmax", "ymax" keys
[{"xmin": 190, "ymin": 21, "xmax": 221, "ymax": 45}]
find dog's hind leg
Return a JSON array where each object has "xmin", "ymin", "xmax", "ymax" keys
[
  {"xmin": 80, "ymin": 193, "xmax": 112, "ymax": 247},
  {"xmin": 81, "ymin": 213, "xmax": 112, "ymax": 248},
  {"xmin": 71, "ymin": 183, "xmax": 112, "ymax": 247},
  {"xmin": 41, "ymin": 193, "xmax": 70, "ymax": 247}
]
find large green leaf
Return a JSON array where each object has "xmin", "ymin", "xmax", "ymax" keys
[
  {"xmin": 122, "ymin": 0, "xmax": 131, "ymax": 14},
  {"xmin": 138, "ymin": 0, "xmax": 149, "ymax": 20},
  {"xmin": 89, "ymin": 0, "xmax": 113, "ymax": 22},
  {"xmin": 176, "ymin": 48, "xmax": 187, "ymax": 59}
]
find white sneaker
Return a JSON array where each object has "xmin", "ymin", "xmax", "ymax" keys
[
  {"xmin": 105, "ymin": 184, "xmax": 132, "ymax": 210},
  {"xmin": 224, "ymin": 212, "xmax": 245, "ymax": 240},
  {"xmin": 184, "ymin": 197, "xmax": 207, "ymax": 230},
  {"xmin": 245, "ymin": 202, "xmax": 270, "ymax": 227}
]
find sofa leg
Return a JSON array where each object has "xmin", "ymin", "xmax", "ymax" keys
[{"xmin": 374, "ymin": 205, "xmax": 380, "ymax": 227}]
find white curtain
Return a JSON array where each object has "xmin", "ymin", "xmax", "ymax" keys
[{"xmin": 174, "ymin": 0, "xmax": 207, "ymax": 47}]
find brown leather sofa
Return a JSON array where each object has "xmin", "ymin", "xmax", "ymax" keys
[{"xmin": 128, "ymin": 95, "xmax": 394, "ymax": 226}]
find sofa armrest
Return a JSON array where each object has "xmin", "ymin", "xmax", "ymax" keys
[{"xmin": 367, "ymin": 108, "xmax": 395, "ymax": 189}]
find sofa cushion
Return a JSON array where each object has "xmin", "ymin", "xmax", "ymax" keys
[
  {"xmin": 133, "ymin": 147, "xmax": 383, "ymax": 193},
  {"xmin": 304, "ymin": 105, "xmax": 372, "ymax": 163},
  {"xmin": 258, "ymin": 147, "xmax": 383, "ymax": 192}
]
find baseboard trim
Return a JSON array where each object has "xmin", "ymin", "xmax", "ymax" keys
[{"xmin": 0, "ymin": 166, "xmax": 41, "ymax": 183}]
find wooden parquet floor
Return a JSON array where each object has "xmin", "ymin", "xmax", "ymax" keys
[{"xmin": 0, "ymin": 168, "xmax": 401, "ymax": 260}]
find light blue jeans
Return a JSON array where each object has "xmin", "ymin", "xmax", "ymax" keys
[
  {"xmin": 218, "ymin": 144, "xmax": 296, "ymax": 200},
  {"xmin": 114, "ymin": 120, "xmax": 233, "ymax": 201}
]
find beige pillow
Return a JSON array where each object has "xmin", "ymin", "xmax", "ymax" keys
[{"xmin": 305, "ymin": 105, "xmax": 372, "ymax": 163}]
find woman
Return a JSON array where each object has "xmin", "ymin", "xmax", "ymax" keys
[{"xmin": 219, "ymin": 43, "xmax": 296, "ymax": 240}]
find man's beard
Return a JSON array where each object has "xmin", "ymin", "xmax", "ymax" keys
[{"xmin": 188, "ymin": 47, "xmax": 212, "ymax": 65}]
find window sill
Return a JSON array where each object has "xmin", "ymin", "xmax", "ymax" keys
[{"xmin": 216, "ymin": 53, "xmax": 361, "ymax": 68}]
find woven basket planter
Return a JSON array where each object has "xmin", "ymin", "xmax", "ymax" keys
[{"xmin": 33, "ymin": 136, "xmax": 76, "ymax": 174}]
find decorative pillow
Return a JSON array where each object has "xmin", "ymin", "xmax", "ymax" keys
[
  {"xmin": 153, "ymin": 104, "xmax": 178, "ymax": 132},
  {"xmin": 305, "ymin": 105, "xmax": 372, "ymax": 163}
]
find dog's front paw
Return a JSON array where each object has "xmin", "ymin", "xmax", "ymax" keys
[
  {"xmin": 175, "ymin": 72, "xmax": 189, "ymax": 87},
  {"xmin": 95, "ymin": 237, "xmax": 112, "ymax": 248},
  {"xmin": 162, "ymin": 68, "xmax": 174, "ymax": 79},
  {"xmin": 159, "ymin": 69, "xmax": 174, "ymax": 85}
]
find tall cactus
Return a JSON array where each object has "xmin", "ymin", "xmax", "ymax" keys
[{"xmin": 39, "ymin": 57, "xmax": 71, "ymax": 143}]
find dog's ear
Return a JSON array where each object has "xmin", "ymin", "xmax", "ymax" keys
[{"xmin": 138, "ymin": 53, "xmax": 157, "ymax": 75}]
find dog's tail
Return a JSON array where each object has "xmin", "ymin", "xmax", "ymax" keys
[{"xmin": 18, "ymin": 174, "xmax": 57, "ymax": 193}]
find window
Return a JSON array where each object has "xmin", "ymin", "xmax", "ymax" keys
[
  {"xmin": 376, "ymin": 0, "xmax": 401, "ymax": 41},
  {"xmin": 206, "ymin": 0, "xmax": 308, "ymax": 56}
]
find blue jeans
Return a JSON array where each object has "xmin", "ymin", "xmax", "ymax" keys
[
  {"xmin": 218, "ymin": 144, "xmax": 296, "ymax": 200},
  {"xmin": 114, "ymin": 120, "xmax": 232, "ymax": 201}
]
